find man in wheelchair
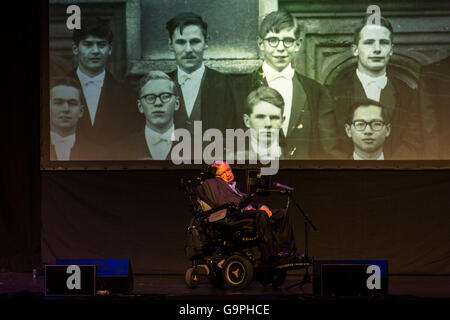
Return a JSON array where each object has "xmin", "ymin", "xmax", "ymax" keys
[
  {"xmin": 183, "ymin": 161, "xmax": 307, "ymax": 290},
  {"xmin": 203, "ymin": 161, "xmax": 302, "ymax": 264}
]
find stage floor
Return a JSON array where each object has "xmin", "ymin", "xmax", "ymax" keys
[
  {"xmin": 1, "ymin": 272, "xmax": 449, "ymax": 299},
  {"xmin": 1, "ymin": 272, "xmax": 449, "ymax": 318}
]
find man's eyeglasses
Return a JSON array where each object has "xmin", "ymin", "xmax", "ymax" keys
[
  {"xmin": 216, "ymin": 168, "xmax": 232, "ymax": 177},
  {"xmin": 352, "ymin": 120, "xmax": 386, "ymax": 131},
  {"xmin": 264, "ymin": 37, "xmax": 297, "ymax": 48},
  {"xmin": 140, "ymin": 92, "xmax": 175, "ymax": 104}
]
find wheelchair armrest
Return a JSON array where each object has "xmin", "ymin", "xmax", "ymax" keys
[{"xmin": 237, "ymin": 193, "xmax": 256, "ymax": 210}]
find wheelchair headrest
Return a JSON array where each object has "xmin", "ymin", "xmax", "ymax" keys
[
  {"xmin": 179, "ymin": 176, "xmax": 202, "ymax": 190},
  {"xmin": 203, "ymin": 165, "xmax": 218, "ymax": 178}
]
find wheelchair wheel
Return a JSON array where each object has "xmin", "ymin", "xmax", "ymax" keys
[
  {"xmin": 185, "ymin": 267, "xmax": 199, "ymax": 289},
  {"xmin": 271, "ymin": 270, "xmax": 287, "ymax": 288},
  {"xmin": 222, "ymin": 255, "xmax": 254, "ymax": 290}
]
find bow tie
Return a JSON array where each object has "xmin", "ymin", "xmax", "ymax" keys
[
  {"xmin": 83, "ymin": 79, "xmax": 103, "ymax": 88},
  {"xmin": 179, "ymin": 73, "xmax": 193, "ymax": 86},
  {"xmin": 267, "ymin": 68, "xmax": 295, "ymax": 82},
  {"xmin": 357, "ymin": 69, "xmax": 388, "ymax": 90},
  {"xmin": 53, "ymin": 135, "xmax": 72, "ymax": 144},
  {"xmin": 366, "ymin": 76, "xmax": 388, "ymax": 90},
  {"xmin": 149, "ymin": 136, "xmax": 171, "ymax": 145}
]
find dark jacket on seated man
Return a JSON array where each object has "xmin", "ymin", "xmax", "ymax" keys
[{"xmin": 201, "ymin": 176, "xmax": 296, "ymax": 262}]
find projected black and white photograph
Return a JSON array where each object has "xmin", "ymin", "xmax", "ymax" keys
[{"xmin": 2, "ymin": 0, "xmax": 450, "ymax": 313}]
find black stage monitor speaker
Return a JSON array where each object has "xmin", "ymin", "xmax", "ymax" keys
[
  {"xmin": 313, "ymin": 260, "xmax": 388, "ymax": 297},
  {"xmin": 56, "ymin": 259, "xmax": 133, "ymax": 294},
  {"xmin": 45, "ymin": 265, "xmax": 97, "ymax": 296}
]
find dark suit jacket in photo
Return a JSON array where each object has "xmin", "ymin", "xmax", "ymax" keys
[
  {"xmin": 168, "ymin": 67, "xmax": 235, "ymax": 137},
  {"xmin": 329, "ymin": 70, "xmax": 423, "ymax": 160},
  {"xmin": 229, "ymin": 67, "xmax": 342, "ymax": 160},
  {"xmin": 419, "ymin": 56, "xmax": 450, "ymax": 160},
  {"xmin": 70, "ymin": 69, "xmax": 142, "ymax": 160}
]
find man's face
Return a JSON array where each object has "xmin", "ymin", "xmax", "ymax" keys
[
  {"xmin": 244, "ymin": 101, "xmax": 284, "ymax": 145},
  {"xmin": 50, "ymin": 85, "xmax": 84, "ymax": 131},
  {"xmin": 72, "ymin": 35, "xmax": 112, "ymax": 76},
  {"xmin": 215, "ymin": 163, "xmax": 234, "ymax": 183},
  {"xmin": 345, "ymin": 105, "xmax": 391, "ymax": 156},
  {"xmin": 353, "ymin": 25, "xmax": 393, "ymax": 76},
  {"xmin": 138, "ymin": 79, "xmax": 179, "ymax": 130},
  {"xmin": 169, "ymin": 25, "xmax": 207, "ymax": 74},
  {"xmin": 258, "ymin": 28, "xmax": 300, "ymax": 72}
]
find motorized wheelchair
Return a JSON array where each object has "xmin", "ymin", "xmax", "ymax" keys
[{"xmin": 180, "ymin": 170, "xmax": 310, "ymax": 290}]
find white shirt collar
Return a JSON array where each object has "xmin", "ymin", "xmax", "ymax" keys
[
  {"xmin": 177, "ymin": 64, "xmax": 205, "ymax": 85},
  {"xmin": 250, "ymin": 131, "xmax": 282, "ymax": 159},
  {"xmin": 51, "ymin": 131, "xmax": 76, "ymax": 160},
  {"xmin": 353, "ymin": 151, "xmax": 384, "ymax": 160},
  {"xmin": 51, "ymin": 131, "xmax": 76, "ymax": 144},
  {"xmin": 77, "ymin": 68, "xmax": 106, "ymax": 86},
  {"xmin": 262, "ymin": 62, "xmax": 295, "ymax": 82},
  {"xmin": 228, "ymin": 181, "xmax": 241, "ymax": 195}
]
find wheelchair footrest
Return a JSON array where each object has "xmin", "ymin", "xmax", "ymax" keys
[{"xmin": 275, "ymin": 261, "xmax": 311, "ymax": 271}]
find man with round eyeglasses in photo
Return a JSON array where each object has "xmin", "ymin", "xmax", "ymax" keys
[
  {"xmin": 329, "ymin": 15, "xmax": 422, "ymax": 160},
  {"xmin": 114, "ymin": 71, "xmax": 180, "ymax": 160},
  {"xmin": 230, "ymin": 10, "xmax": 341, "ymax": 160},
  {"xmin": 345, "ymin": 99, "xmax": 391, "ymax": 160}
]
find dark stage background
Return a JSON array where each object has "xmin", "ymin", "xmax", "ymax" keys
[
  {"xmin": 40, "ymin": 169, "xmax": 450, "ymax": 275},
  {"xmin": 1, "ymin": 1, "xmax": 450, "ymax": 276}
]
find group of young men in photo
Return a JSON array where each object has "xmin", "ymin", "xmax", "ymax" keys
[{"xmin": 49, "ymin": 10, "xmax": 448, "ymax": 162}]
